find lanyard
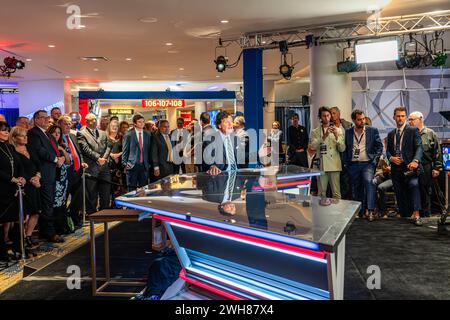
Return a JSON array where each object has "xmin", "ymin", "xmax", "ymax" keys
[
  {"xmin": 354, "ymin": 129, "xmax": 365, "ymax": 146},
  {"xmin": 394, "ymin": 128, "xmax": 405, "ymax": 146}
]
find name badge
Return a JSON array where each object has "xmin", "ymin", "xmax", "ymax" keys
[{"xmin": 353, "ymin": 148, "xmax": 360, "ymax": 159}]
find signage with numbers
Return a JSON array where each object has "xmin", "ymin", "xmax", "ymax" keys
[{"xmin": 142, "ymin": 99, "xmax": 185, "ymax": 108}]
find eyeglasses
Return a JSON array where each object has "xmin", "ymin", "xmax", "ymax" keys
[{"xmin": 408, "ymin": 118, "xmax": 419, "ymax": 121}]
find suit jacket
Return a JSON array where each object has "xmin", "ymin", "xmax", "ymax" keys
[
  {"xmin": 310, "ymin": 125, "xmax": 346, "ymax": 172},
  {"xmin": 27, "ymin": 126, "xmax": 57, "ymax": 183},
  {"xmin": 386, "ymin": 124, "xmax": 423, "ymax": 172},
  {"xmin": 196, "ymin": 172, "xmax": 245, "ymax": 203},
  {"xmin": 151, "ymin": 132, "xmax": 174, "ymax": 178},
  {"xmin": 122, "ymin": 128, "xmax": 152, "ymax": 171},
  {"xmin": 202, "ymin": 131, "xmax": 249, "ymax": 172},
  {"xmin": 287, "ymin": 125, "xmax": 308, "ymax": 158},
  {"xmin": 77, "ymin": 128, "xmax": 111, "ymax": 177},
  {"xmin": 343, "ymin": 126, "xmax": 383, "ymax": 166}
]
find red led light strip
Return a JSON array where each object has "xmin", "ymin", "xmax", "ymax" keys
[
  {"xmin": 153, "ymin": 214, "xmax": 326, "ymax": 259},
  {"xmin": 179, "ymin": 269, "xmax": 243, "ymax": 300}
]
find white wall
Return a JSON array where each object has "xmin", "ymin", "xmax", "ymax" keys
[
  {"xmin": 18, "ymin": 79, "xmax": 65, "ymax": 117},
  {"xmin": 275, "ymin": 81, "xmax": 310, "ymax": 102}
]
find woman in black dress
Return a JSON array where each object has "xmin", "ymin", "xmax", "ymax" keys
[
  {"xmin": 10, "ymin": 126, "xmax": 41, "ymax": 250},
  {"xmin": 0, "ymin": 121, "xmax": 26, "ymax": 264},
  {"xmin": 106, "ymin": 120, "xmax": 126, "ymax": 203}
]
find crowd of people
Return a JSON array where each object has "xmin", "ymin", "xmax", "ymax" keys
[{"xmin": 0, "ymin": 104, "xmax": 447, "ymax": 266}]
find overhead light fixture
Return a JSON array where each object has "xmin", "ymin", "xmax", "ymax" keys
[
  {"xmin": 48, "ymin": 44, "xmax": 56, "ymax": 48},
  {"xmin": 337, "ymin": 41, "xmax": 361, "ymax": 73},
  {"xmin": 215, "ymin": 55, "xmax": 227, "ymax": 72},
  {"xmin": 26, "ymin": 58, "xmax": 32, "ymax": 62},
  {"xmin": 142, "ymin": 75, "xmax": 148, "ymax": 78},
  {"xmin": 0, "ymin": 56, "xmax": 26, "ymax": 78},
  {"xmin": 93, "ymin": 68, "xmax": 99, "ymax": 71},
  {"xmin": 165, "ymin": 42, "xmax": 173, "ymax": 46},
  {"xmin": 396, "ymin": 34, "xmax": 422, "ymax": 69},
  {"xmin": 430, "ymin": 32, "xmax": 448, "ymax": 67},
  {"xmin": 355, "ymin": 39, "xmax": 399, "ymax": 64},
  {"xmin": 220, "ymin": 20, "xmax": 229, "ymax": 24},
  {"xmin": 179, "ymin": 67, "xmax": 184, "ymax": 71},
  {"xmin": 139, "ymin": 17, "xmax": 158, "ymax": 23},
  {"xmin": 278, "ymin": 41, "xmax": 294, "ymax": 80},
  {"xmin": 126, "ymin": 58, "xmax": 132, "ymax": 61}
]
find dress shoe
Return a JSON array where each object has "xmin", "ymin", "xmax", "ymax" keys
[
  {"xmin": 368, "ymin": 211, "xmax": 375, "ymax": 222},
  {"xmin": 48, "ymin": 235, "xmax": 65, "ymax": 243},
  {"xmin": 414, "ymin": 218, "xmax": 423, "ymax": 226}
]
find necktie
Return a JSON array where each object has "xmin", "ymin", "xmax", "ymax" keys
[
  {"xmin": 226, "ymin": 136, "xmax": 237, "ymax": 171},
  {"xmin": 224, "ymin": 171, "xmax": 237, "ymax": 202},
  {"xmin": 165, "ymin": 135, "xmax": 173, "ymax": 162},
  {"xmin": 138, "ymin": 132, "xmax": 143, "ymax": 163},
  {"xmin": 66, "ymin": 135, "xmax": 80, "ymax": 171},
  {"xmin": 395, "ymin": 129, "xmax": 401, "ymax": 155}
]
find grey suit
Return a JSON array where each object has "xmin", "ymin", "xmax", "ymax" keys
[{"xmin": 77, "ymin": 128, "xmax": 112, "ymax": 214}]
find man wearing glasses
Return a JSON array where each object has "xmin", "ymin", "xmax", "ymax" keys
[{"xmin": 408, "ymin": 111, "xmax": 446, "ymax": 219}]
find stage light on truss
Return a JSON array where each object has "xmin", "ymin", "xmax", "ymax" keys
[
  {"xmin": 215, "ymin": 55, "xmax": 227, "ymax": 72},
  {"xmin": 355, "ymin": 39, "xmax": 399, "ymax": 64}
]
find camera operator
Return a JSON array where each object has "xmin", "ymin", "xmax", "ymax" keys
[
  {"xmin": 408, "ymin": 111, "xmax": 446, "ymax": 218},
  {"xmin": 386, "ymin": 107, "xmax": 423, "ymax": 226}
]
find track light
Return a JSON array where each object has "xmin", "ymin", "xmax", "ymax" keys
[
  {"xmin": 215, "ymin": 55, "xmax": 227, "ymax": 72},
  {"xmin": 0, "ymin": 56, "xmax": 26, "ymax": 78},
  {"xmin": 337, "ymin": 42, "xmax": 360, "ymax": 73}
]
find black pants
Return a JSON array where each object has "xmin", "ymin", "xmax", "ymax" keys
[
  {"xmin": 290, "ymin": 151, "xmax": 308, "ymax": 167},
  {"xmin": 67, "ymin": 170, "xmax": 83, "ymax": 225},
  {"xmin": 173, "ymin": 163, "xmax": 186, "ymax": 175},
  {"xmin": 85, "ymin": 169, "xmax": 111, "ymax": 214},
  {"xmin": 143, "ymin": 251, "xmax": 181, "ymax": 297},
  {"xmin": 126, "ymin": 163, "xmax": 149, "ymax": 191},
  {"xmin": 38, "ymin": 180, "xmax": 56, "ymax": 239},
  {"xmin": 54, "ymin": 205, "xmax": 70, "ymax": 234},
  {"xmin": 420, "ymin": 163, "xmax": 446, "ymax": 216}
]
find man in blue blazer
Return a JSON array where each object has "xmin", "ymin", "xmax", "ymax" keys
[
  {"xmin": 122, "ymin": 114, "xmax": 151, "ymax": 190},
  {"xmin": 386, "ymin": 106, "xmax": 423, "ymax": 225},
  {"xmin": 344, "ymin": 109, "xmax": 383, "ymax": 221}
]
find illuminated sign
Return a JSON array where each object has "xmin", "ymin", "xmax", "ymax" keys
[
  {"xmin": 142, "ymin": 99, "xmax": 185, "ymax": 108},
  {"xmin": 108, "ymin": 109, "xmax": 134, "ymax": 115}
]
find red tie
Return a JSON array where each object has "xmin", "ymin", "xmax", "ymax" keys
[
  {"xmin": 66, "ymin": 135, "xmax": 80, "ymax": 171},
  {"xmin": 139, "ymin": 132, "xmax": 143, "ymax": 163}
]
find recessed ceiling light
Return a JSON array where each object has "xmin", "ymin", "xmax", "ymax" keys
[
  {"xmin": 26, "ymin": 58, "xmax": 32, "ymax": 62},
  {"xmin": 78, "ymin": 25, "xmax": 86, "ymax": 29},
  {"xmin": 139, "ymin": 17, "xmax": 158, "ymax": 23},
  {"xmin": 262, "ymin": 66, "xmax": 267, "ymax": 70},
  {"xmin": 179, "ymin": 67, "xmax": 184, "ymax": 71},
  {"xmin": 262, "ymin": 41, "xmax": 267, "ymax": 44},
  {"xmin": 220, "ymin": 20, "xmax": 229, "ymax": 24},
  {"xmin": 142, "ymin": 75, "xmax": 148, "ymax": 78},
  {"xmin": 126, "ymin": 58, "xmax": 132, "ymax": 61},
  {"xmin": 216, "ymin": 75, "xmax": 220, "ymax": 78},
  {"xmin": 65, "ymin": 76, "xmax": 70, "ymax": 78},
  {"xmin": 91, "ymin": 58, "xmax": 98, "ymax": 61},
  {"xmin": 165, "ymin": 42, "xmax": 173, "ymax": 46},
  {"xmin": 48, "ymin": 44, "xmax": 55, "ymax": 48},
  {"xmin": 93, "ymin": 68, "xmax": 99, "ymax": 71}
]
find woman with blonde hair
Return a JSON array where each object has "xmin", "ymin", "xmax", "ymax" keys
[
  {"xmin": 10, "ymin": 126, "xmax": 41, "ymax": 252},
  {"xmin": 106, "ymin": 120, "xmax": 126, "ymax": 201}
]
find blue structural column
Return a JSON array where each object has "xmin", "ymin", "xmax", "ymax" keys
[
  {"xmin": 243, "ymin": 48, "xmax": 263, "ymax": 167},
  {"xmin": 243, "ymin": 48, "xmax": 264, "ymax": 131}
]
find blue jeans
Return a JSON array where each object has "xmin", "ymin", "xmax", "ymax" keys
[{"xmin": 348, "ymin": 162, "xmax": 376, "ymax": 215}]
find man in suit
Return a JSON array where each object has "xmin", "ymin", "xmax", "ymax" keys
[
  {"xmin": 151, "ymin": 120, "xmax": 175, "ymax": 180},
  {"xmin": 200, "ymin": 112, "xmax": 214, "ymax": 138},
  {"xmin": 77, "ymin": 113, "xmax": 111, "ymax": 214},
  {"xmin": 27, "ymin": 110, "xmax": 66, "ymax": 242},
  {"xmin": 202, "ymin": 111, "xmax": 249, "ymax": 175},
  {"xmin": 287, "ymin": 113, "xmax": 309, "ymax": 167},
  {"xmin": 58, "ymin": 115, "xmax": 88, "ymax": 229},
  {"xmin": 310, "ymin": 106, "xmax": 346, "ymax": 199},
  {"xmin": 386, "ymin": 106, "xmax": 423, "ymax": 225},
  {"xmin": 170, "ymin": 117, "xmax": 188, "ymax": 174},
  {"xmin": 122, "ymin": 114, "xmax": 152, "ymax": 190},
  {"xmin": 343, "ymin": 109, "xmax": 383, "ymax": 221}
]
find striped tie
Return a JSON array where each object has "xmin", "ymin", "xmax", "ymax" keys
[{"xmin": 226, "ymin": 136, "xmax": 237, "ymax": 171}]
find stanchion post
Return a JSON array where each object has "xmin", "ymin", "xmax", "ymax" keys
[
  {"xmin": 18, "ymin": 184, "xmax": 26, "ymax": 262},
  {"xmin": 82, "ymin": 169, "xmax": 87, "ymax": 226}
]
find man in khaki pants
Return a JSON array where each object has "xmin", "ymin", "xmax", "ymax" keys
[{"xmin": 310, "ymin": 106, "xmax": 346, "ymax": 199}]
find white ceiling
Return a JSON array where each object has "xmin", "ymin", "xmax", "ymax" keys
[{"xmin": 0, "ymin": 0, "xmax": 449, "ymax": 86}]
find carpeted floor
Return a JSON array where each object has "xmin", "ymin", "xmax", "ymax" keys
[{"xmin": 1, "ymin": 218, "xmax": 449, "ymax": 300}]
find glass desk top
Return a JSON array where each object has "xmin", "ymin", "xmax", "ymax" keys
[{"xmin": 115, "ymin": 165, "xmax": 360, "ymax": 252}]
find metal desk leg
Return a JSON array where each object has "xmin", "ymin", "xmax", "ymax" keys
[
  {"xmin": 104, "ymin": 222, "xmax": 110, "ymax": 282},
  {"xmin": 326, "ymin": 236, "xmax": 346, "ymax": 300},
  {"xmin": 90, "ymin": 220, "xmax": 97, "ymax": 296}
]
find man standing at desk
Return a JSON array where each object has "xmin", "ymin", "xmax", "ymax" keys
[
  {"xmin": 171, "ymin": 117, "xmax": 188, "ymax": 174},
  {"xmin": 202, "ymin": 111, "xmax": 248, "ymax": 175},
  {"xmin": 151, "ymin": 120, "xmax": 174, "ymax": 179},
  {"xmin": 386, "ymin": 106, "xmax": 423, "ymax": 225}
]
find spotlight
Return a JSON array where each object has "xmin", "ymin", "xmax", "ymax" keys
[
  {"xmin": 395, "ymin": 57, "xmax": 407, "ymax": 69},
  {"xmin": 215, "ymin": 55, "xmax": 227, "ymax": 72},
  {"xmin": 337, "ymin": 42, "xmax": 360, "ymax": 73},
  {"xmin": 279, "ymin": 40, "xmax": 289, "ymax": 54},
  {"xmin": 432, "ymin": 52, "xmax": 448, "ymax": 67},
  {"xmin": 279, "ymin": 53, "xmax": 294, "ymax": 80},
  {"xmin": 0, "ymin": 56, "xmax": 26, "ymax": 78}
]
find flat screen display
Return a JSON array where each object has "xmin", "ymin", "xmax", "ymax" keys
[{"xmin": 442, "ymin": 144, "xmax": 450, "ymax": 171}]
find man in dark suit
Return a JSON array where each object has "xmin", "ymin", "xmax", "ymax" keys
[
  {"xmin": 27, "ymin": 110, "xmax": 66, "ymax": 242},
  {"xmin": 151, "ymin": 120, "xmax": 175, "ymax": 180},
  {"xmin": 122, "ymin": 114, "xmax": 152, "ymax": 190},
  {"xmin": 287, "ymin": 113, "xmax": 309, "ymax": 167},
  {"xmin": 58, "ymin": 116, "xmax": 88, "ymax": 229},
  {"xmin": 343, "ymin": 109, "xmax": 383, "ymax": 221},
  {"xmin": 200, "ymin": 112, "xmax": 214, "ymax": 138},
  {"xmin": 170, "ymin": 117, "xmax": 188, "ymax": 174},
  {"xmin": 202, "ymin": 111, "xmax": 249, "ymax": 175},
  {"xmin": 386, "ymin": 106, "xmax": 423, "ymax": 225},
  {"xmin": 77, "ymin": 113, "xmax": 111, "ymax": 214}
]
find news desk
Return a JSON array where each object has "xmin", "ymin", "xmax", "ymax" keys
[{"xmin": 115, "ymin": 165, "xmax": 360, "ymax": 300}]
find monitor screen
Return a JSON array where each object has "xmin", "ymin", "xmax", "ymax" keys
[{"xmin": 442, "ymin": 144, "xmax": 450, "ymax": 171}]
